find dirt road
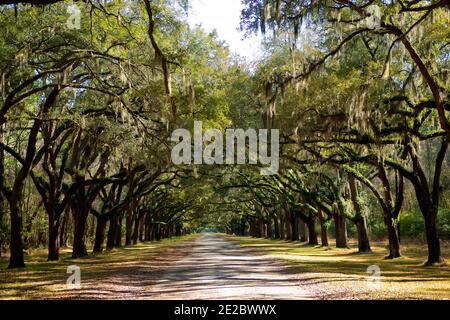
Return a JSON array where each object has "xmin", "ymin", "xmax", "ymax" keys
[
  {"xmin": 149, "ymin": 233, "xmax": 315, "ymax": 299},
  {"xmin": 2, "ymin": 233, "xmax": 322, "ymax": 299}
]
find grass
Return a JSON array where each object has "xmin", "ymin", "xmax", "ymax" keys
[
  {"xmin": 0, "ymin": 234, "xmax": 199, "ymax": 300},
  {"xmin": 229, "ymin": 236, "xmax": 450, "ymax": 300}
]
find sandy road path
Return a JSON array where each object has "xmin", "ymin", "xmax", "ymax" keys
[
  {"xmin": 149, "ymin": 233, "xmax": 315, "ymax": 299},
  {"xmin": 1, "ymin": 233, "xmax": 320, "ymax": 299}
]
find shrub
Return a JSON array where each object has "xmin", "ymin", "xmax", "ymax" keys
[
  {"xmin": 438, "ymin": 209, "xmax": 450, "ymax": 240},
  {"xmin": 399, "ymin": 210, "xmax": 425, "ymax": 240}
]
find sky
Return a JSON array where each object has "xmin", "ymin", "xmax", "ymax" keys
[{"xmin": 187, "ymin": 0, "xmax": 262, "ymax": 61}]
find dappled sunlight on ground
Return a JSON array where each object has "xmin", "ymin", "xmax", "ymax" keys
[
  {"xmin": 231, "ymin": 236, "xmax": 450, "ymax": 299},
  {"xmin": 0, "ymin": 235, "xmax": 199, "ymax": 300},
  {"xmin": 148, "ymin": 234, "xmax": 315, "ymax": 300},
  {"xmin": 1, "ymin": 234, "xmax": 448, "ymax": 300}
]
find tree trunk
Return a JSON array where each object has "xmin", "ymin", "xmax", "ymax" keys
[
  {"xmin": 175, "ymin": 224, "xmax": 182, "ymax": 237},
  {"xmin": 155, "ymin": 224, "xmax": 161, "ymax": 241},
  {"xmin": 259, "ymin": 220, "xmax": 265, "ymax": 238},
  {"xmin": 115, "ymin": 215, "xmax": 123, "ymax": 247},
  {"xmin": 139, "ymin": 216, "xmax": 146, "ymax": 242},
  {"xmin": 248, "ymin": 220, "xmax": 254, "ymax": 237},
  {"xmin": 0, "ymin": 192, "xmax": 6, "ymax": 258},
  {"xmin": 8, "ymin": 204, "xmax": 25, "ymax": 268},
  {"xmin": 106, "ymin": 215, "xmax": 117, "ymax": 250},
  {"xmin": 320, "ymin": 222, "xmax": 329, "ymax": 247},
  {"xmin": 4, "ymin": 115, "xmax": 45, "ymax": 268},
  {"xmin": 385, "ymin": 217, "xmax": 401, "ymax": 259},
  {"xmin": 284, "ymin": 211, "xmax": 291, "ymax": 240},
  {"xmin": 349, "ymin": 174, "xmax": 371, "ymax": 253},
  {"xmin": 306, "ymin": 217, "xmax": 318, "ymax": 245},
  {"xmin": 144, "ymin": 221, "xmax": 149, "ymax": 241},
  {"xmin": 149, "ymin": 221, "xmax": 154, "ymax": 240},
  {"xmin": 281, "ymin": 219, "xmax": 286, "ymax": 239},
  {"xmin": 318, "ymin": 210, "xmax": 329, "ymax": 247},
  {"xmin": 299, "ymin": 220, "xmax": 308, "ymax": 242},
  {"xmin": 125, "ymin": 218, "xmax": 133, "ymax": 245},
  {"xmin": 93, "ymin": 217, "xmax": 107, "ymax": 253},
  {"xmin": 266, "ymin": 222, "xmax": 273, "ymax": 238},
  {"xmin": 239, "ymin": 218, "xmax": 246, "ymax": 236},
  {"xmin": 72, "ymin": 208, "xmax": 88, "ymax": 258},
  {"xmin": 409, "ymin": 136, "xmax": 448, "ymax": 265},
  {"xmin": 273, "ymin": 216, "xmax": 280, "ymax": 239},
  {"xmin": 88, "ymin": 214, "xmax": 96, "ymax": 241},
  {"xmin": 355, "ymin": 216, "xmax": 371, "ymax": 253},
  {"xmin": 0, "ymin": 145, "xmax": 4, "ymax": 258},
  {"xmin": 334, "ymin": 213, "xmax": 348, "ymax": 248},
  {"xmin": 47, "ymin": 220, "xmax": 60, "ymax": 261},
  {"xmin": 0, "ymin": 212, "xmax": 3, "ymax": 258},
  {"xmin": 125, "ymin": 203, "xmax": 135, "ymax": 246},
  {"xmin": 253, "ymin": 219, "xmax": 261, "ymax": 238},
  {"xmin": 59, "ymin": 210, "xmax": 69, "ymax": 248},
  {"xmin": 4, "ymin": 114, "xmax": 39, "ymax": 268},
  {"xmin": 290, "ymin": 213, "xmax": 298, "ymax": 241},
  {"xmin": 424, "ymin": 213, "xmax": 445, "ymax": 265},
  {"xmin": 150, "ymin": 224, "xmax": 156, "ymax": 241},
  {"xmin": 132, "ymin": 216, "xmax": 140, "ymax": 245}
]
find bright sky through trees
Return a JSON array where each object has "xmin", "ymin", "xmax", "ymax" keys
[{"xmin": 187, "ymin": 0, "xmax": 262, "ymax": 61}]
